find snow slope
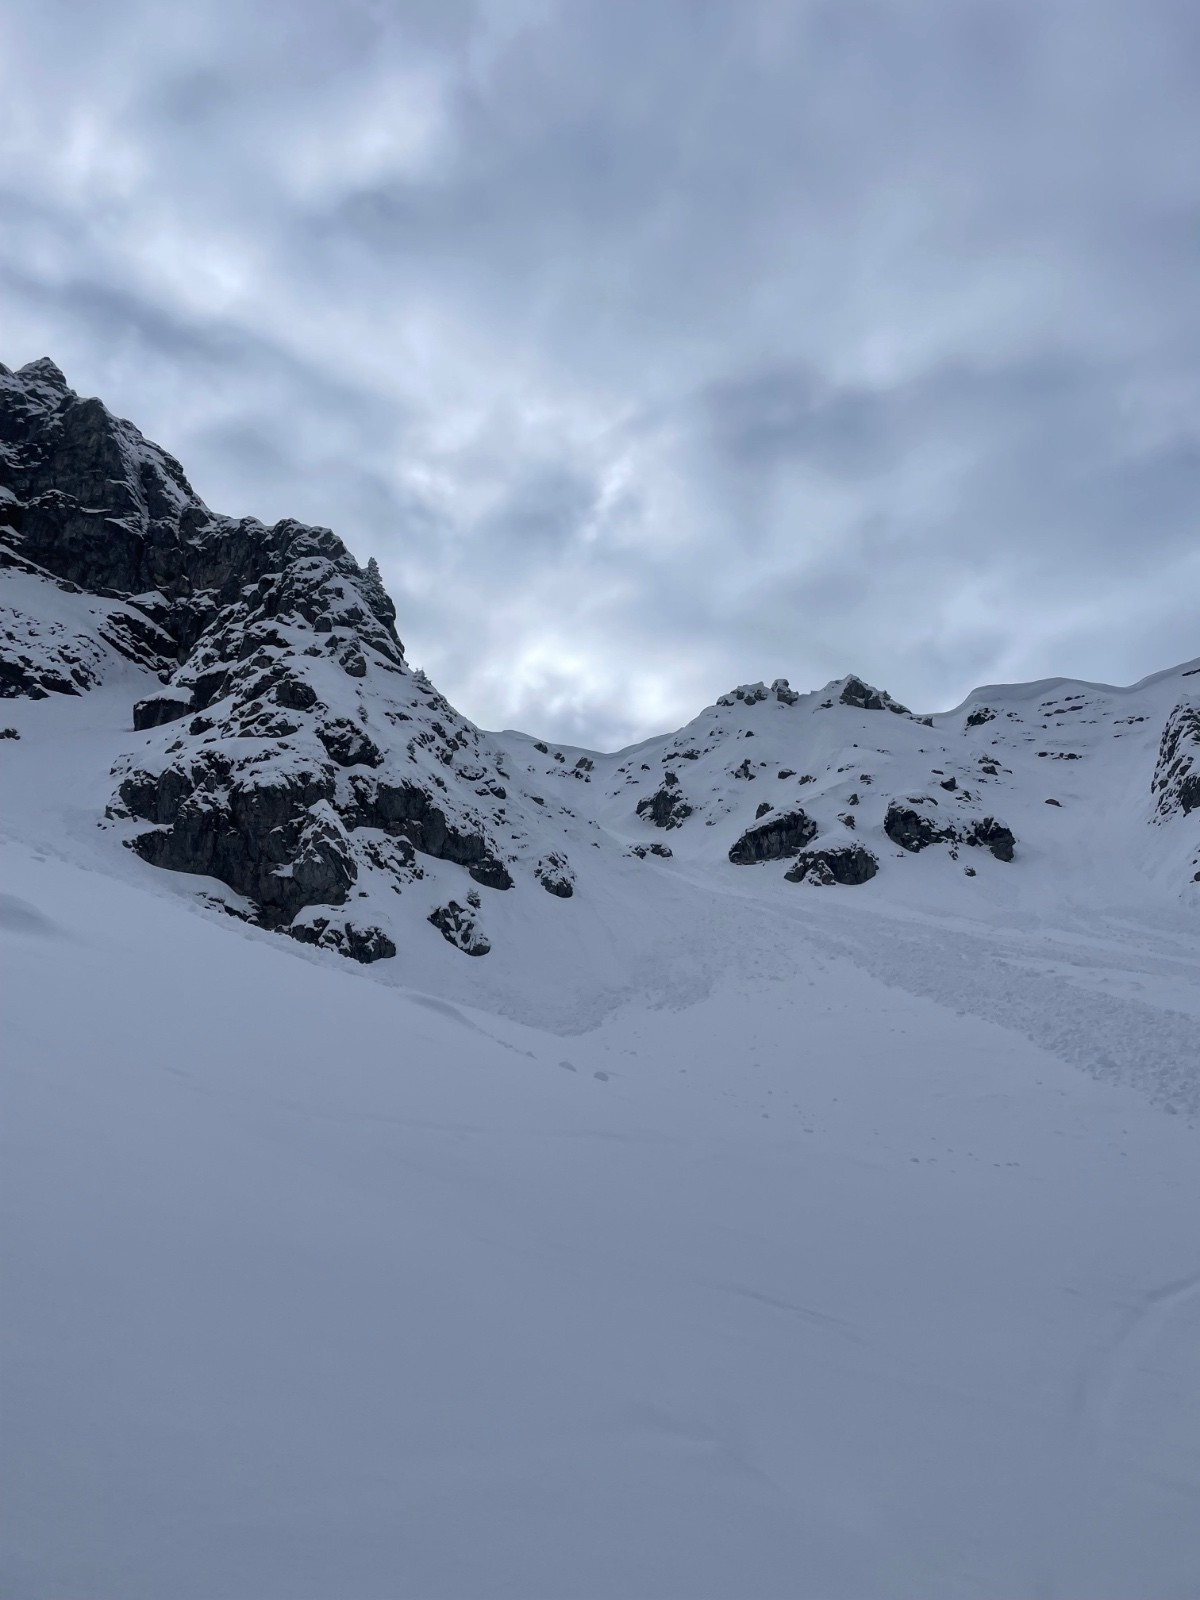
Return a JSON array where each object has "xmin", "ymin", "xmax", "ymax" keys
[
  {"xmin": 4, "ymin": 656, "xmax": 1200, "ymax": 1599},
  {"xmin": 2, "ymin": 360, "xmax": 1199, "ymax": 1598}
]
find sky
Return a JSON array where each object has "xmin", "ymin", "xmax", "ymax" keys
[{"xmin": 3, "ymin": 0, "xmax": 1198, "ymax": 748}]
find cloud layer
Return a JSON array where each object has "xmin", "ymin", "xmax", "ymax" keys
[{"xmin": 4, "ymin": 0, "xmax": 1198, "ymax": 745}]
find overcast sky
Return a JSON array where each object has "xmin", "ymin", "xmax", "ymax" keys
[{"xmin": 3, "ymin": 0, "xmax": 1198, "ymax": 746}]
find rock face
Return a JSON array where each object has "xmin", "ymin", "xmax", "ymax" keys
[
  {"xmin": 428, "ymin": 900, "xmax": 490, "ymax": 956},
  {"xmin": 287, "ymin": 917, "xmax": 397, "ymax": 964},
  {"xmin": 0, "ymin": 359, "xmax": 550, "ymax": 958},
  {"xmin": 964, "ymin": 817, "xmax": 1016, "ymax": 862},
  {"xmin": 535, "ymin": 852, "xmax": 575, "ymax": 897},
  {"xmin": 636, "ymin": 774, "xmax": 694, "ymax": 829},
  {"xmin": 884, "ymin": 802, "xmax": 957, "ymax": 853},
  {"xmin": 1152, "ymin": 702, "xmax": 1200, "ymax": 820},
  {"xmin": 839, "ymin": 675, "xmax": 910, "ymax": 715},
  {"xmin": 784, "ymin": 845, "xmax": 878, "ymax": 886},
  {"xmin": 885, "ymin": 801, "xmax": 1016, "ymax": 862},
  {"xmin": 132, "ymin": 692, "xmax": 192, "ymax": 730},
  {"xmin": 729, "ymin": 809, "xmax": 818, "ymax": 864}
]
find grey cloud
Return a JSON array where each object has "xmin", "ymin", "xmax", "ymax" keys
[{"xmin": 3, "ymin": 0, "xmax": 1198, "ymax": 742}]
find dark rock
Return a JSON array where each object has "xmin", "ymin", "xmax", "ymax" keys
[
  {"xmin": 717, "ymin": 682, "xmax": 769, "ymax": 707},
  {"xmin": 348, "ymin": 775, "xmax": 512, "ymax": 888},
  {"xmin": 784, "ymin": 845, "xmax": 878, "ymax": 886},
  {"xmin": 938, "ymin": 776, "xmax": 958, "ymax": 792},
  {"xmin": 636, "ymin": 784, "xmax": 694, "ymax": 830},
  {"xmin": 1045, "ymin": 797, "xmax": 1061, "ymax": 806},
  {"xmin": 119, "ymin": 754, "xmax": 354, "ymax": 921},
  {"xmin": 133, "ymin": 692, "xmax": 192, "ymax": 731},
  {"xmin": 965, "ymin": 707, "xmax": 995, "ymax": 727},
  {"xmin": 964, "ymin": 817, "xmax": 1016, "ymax": 862},
  {"xmin": 1152, "ymin": 702, "xmax": 1200, "ymax": 820},
  {"xmin": 884, "ymin": 803, "xmax": 956, "ymax": 853},
  {"xmin": 0, "ymin": 726, "xmax": 18, "ymax": 739},
  {"xmin": 839, "ymin": 675, "xmax": 910, "ymax": 715},
  {"xmin": 628, "ymin": 842, "xmax": 673, "ymax": 860},
  {"xmin": 428, "ymin": 900, "xmax": 490, "ymax": 956},
  {"xmin": 274, "ymin": 676, "xmax": 319, "ymax": 711},
  {"xmin": 755, "ymin": 801, "xmax": 772, "ymax": 819},
  {"xmin": 287, "ymin": 917, "xmax": 396, "ymax": 963},
  {"xmin": 729, "ymin": 809, "xmax": 818, "ymax": 865},
  {"xmin": 316, "ymin": 717, "xmax": 384, "ymax": 769},
  {"xmin": 535, "ymin": 852, "xmax": 575, "ymax": 898}
]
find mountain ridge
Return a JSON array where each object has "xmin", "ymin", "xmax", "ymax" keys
[{"xmin": 2, "ymin": 357, "xmax": 1196, "ymax": 969}]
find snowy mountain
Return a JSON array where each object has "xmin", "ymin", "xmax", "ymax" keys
[
  {"xmin": 3, "ymin": 360, "xmax": 1198, "ymax": 1600},
  {"xmin": 3, "ymin": 358, "xmax": 1196, "ymax": 971}
]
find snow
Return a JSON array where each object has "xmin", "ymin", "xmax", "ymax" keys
[{"xmin": 2, "ymin": 577, "xmax": 1199, "ymax": 1598}]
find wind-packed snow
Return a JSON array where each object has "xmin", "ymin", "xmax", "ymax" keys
[{"xmin": 3, "ymin": 621, "xmax": 1199, "ymax": 1598}]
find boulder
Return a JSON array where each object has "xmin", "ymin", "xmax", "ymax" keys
[
  {"xmin": 133, "ymin": 692, "xmax": 193, "ymax": 731},
  {"xmin": 428, "ymin": 900, "xmax": 490, "ymax": 956},
  {"xmin": 535, "ymin": 852, "xmax": 575, "ymax": 898},
  {"xmin": 884, "ymin": 802, "xmax": 956, "ymax": 853},
  {"xmin": 784, "ymin": 845, "xmax": 879, "ymax": 886},
  {"xmin": 636, "ymin": 784, "xmax": 694, "ymax": 830},
  {"xmin": 964, "ymin": 817, "xmax": 1016, "ymax": 862},
  {"xmin": 729, "ymin": 809, "xmax": 818, "ymax": 864}
]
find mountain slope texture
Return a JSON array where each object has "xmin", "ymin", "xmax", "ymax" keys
[{"xmin": 2, "ymin": 359, "xmax": 1198, "ymax": 1600}]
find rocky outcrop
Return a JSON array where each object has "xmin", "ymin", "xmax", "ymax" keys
[
  {"xmin": 728, "ymin": 808, "xmax": 818, "ymax": 864},
  {"xmin": 428, "ymin": 900, "xmax": 490, "ymax": 956},
  {"xmin": 627, "ymin": 842, "xmax": 673, "ymax": 860},
  {"xmin": 117, "ymin": 755, "xmax": 356, "ymax": 925},
  {"xmin": 287, "ymin": 917, "xmax": 397, "ymax": 963},
  {"xmin": 716, "ymin": 682, "xmax": 770, "ymax": 707},
  {"xmin": 1152, "ymin": 702, "xmax": 1200, "ymax": 821},
  {"xmin": 535, "ymin": 852, "xmax": 575, "ymax": 897},
  {"xmin": 964, "ymin": 817, "xmax": 1016, "ymax": 862},
  {"xmin": 133, "ymin": 691, "xmax": 192, "ymax": 730},
  {"xmin": 346, "ymin": 776, "xmax": 512, "ymax": 888},
  {"xmin": 784, "ymin": 845, "xmax": 878, "ymax": 886},
  {"xmin": 839, "ymin": 675, "xmax": 910, "ymax": 715},
  {"xmin": 883, "ymin": 802, "xmax": 956, "ymax": 853},
  {"xmin": 636, "ymin": 771, "xmax": 694, "ymax": 830},
  {"xmin": 1, "ymin": 360, "xmax": 547, "ymax": 958},
  {"xmin": 885, "ymin": 800, "xmax": 1016, "ymax": 862}
]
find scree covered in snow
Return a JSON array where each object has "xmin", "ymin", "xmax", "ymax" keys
[{"xmin": 2, "ymin": 359, "xmax": 1199, "ymax": 1599}]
